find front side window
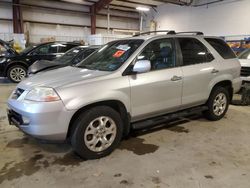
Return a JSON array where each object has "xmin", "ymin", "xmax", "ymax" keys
[
  {"xmin": 178, "ymin": 38, "xmax": 212, "ymax": 66},
  {"xmin": 33, "ymin": 43, "xmax": 58, "ymax": 55},
  {"xmin": 77, "ymin": 40, "xmax": 144, "ymax": 71},
  {"xmin": 136, "ymin": 38, "xmax": 176, "ymax": 70}
]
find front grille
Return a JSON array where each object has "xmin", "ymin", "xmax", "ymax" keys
[
  {"xmin": 241, "ymin": 67, "xmax": 250, "ymax": 77},
  {"xmin": 12, "ymin": 88, "xmax": 25, "ymax": 99}
]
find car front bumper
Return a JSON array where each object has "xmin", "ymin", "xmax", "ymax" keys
[
  {"xmin": 241, "ymin": 76, "xmax": 250, "ymax": 83},
  {"xmin": 232, "ymin": 77, "xmax": 243, "ymax": 93},
  {"xmin": 7, "ymin": 98, "xmax": 76, "ymax": 141}
]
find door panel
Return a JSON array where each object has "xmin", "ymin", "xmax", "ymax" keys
[
  {"xmin": 177, "ymin": 37, "xmax": 217, "ymax": 109},
  {"xmin": 129, "ymin": 68, "xmax": 183, "ymax": 121},
  {"xmin": 181, "ymin": 61, "xmax": 217, "ymax": 108},
  {"xmin": 128, "ymin": 38, "xmax": 182, "ymax": 121}
]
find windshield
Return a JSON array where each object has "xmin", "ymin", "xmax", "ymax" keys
[
  {"xmin": 21, "ymin": 45, "xmax": 36, "ymax": 54},
  {"xmin": 238, "ymin": 49, "xmax": 250, "ymax": 59},
  {"xmin": 76, "ymin": 39, "xmax": 144, "ymax": 71},
  {"xmin": 54, "ymin": 47, "xmax": 84, "ymax": 64}
]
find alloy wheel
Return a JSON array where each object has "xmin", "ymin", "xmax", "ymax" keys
[{"xmin": 84, "ymin": 116, "xmax": 117, "ymax": 152}]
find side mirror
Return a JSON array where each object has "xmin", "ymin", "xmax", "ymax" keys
[{"xmin": 133, "ymin": 60, "xmax": 151, "ymax": 73}]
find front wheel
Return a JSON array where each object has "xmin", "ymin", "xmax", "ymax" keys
[
  {"xmin": 7, "ymin": 65, "xmax": 27, "ymax": 83},
  {"xmin": 71, "ymin": 106, "xmax": 123, "ymax": 159},
  {"xmin": 203, "ymin": 87, "xmax": 229, "ymax": 121}
]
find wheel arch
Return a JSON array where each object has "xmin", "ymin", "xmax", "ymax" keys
[
  {"xmin": 66, "ymin": 100, "xmax": 131, "ymax": 140},
  {"xmin": 209, "ymin": 80, "xmax": 233, "ymax": 102},
  {"xmin": 5, "ymin": 61, "xmax": 29, "ymax": 76}
]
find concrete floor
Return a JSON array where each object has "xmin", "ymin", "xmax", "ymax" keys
[{"xmin": 0, "ymin": 80, "xmax": 250, "ymax": 188}]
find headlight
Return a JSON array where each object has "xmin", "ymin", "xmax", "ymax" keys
[
  {"xmin": 25, "ymin": 87, "xmax": 61, "ymax": 102},
  {"xmin": 0, "ymin": 58, "xmax": 6, "ymax": 63}
]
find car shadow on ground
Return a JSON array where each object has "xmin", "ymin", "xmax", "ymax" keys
[
  {"xmin": 4, "ymin": 113, "xmax": 205, "ymax": 161},
  {"xmin": 0, "ymin": 78, "xmax": 13, "ymax": 84}
]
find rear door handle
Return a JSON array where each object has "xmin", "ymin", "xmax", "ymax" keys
[
  {"xmin": 171, "ymin": 75, "xmax": 182, "ymax": 81},
  {"xmin": 211, "ymin": 69, "xmax": 219, "ymax": 74}
]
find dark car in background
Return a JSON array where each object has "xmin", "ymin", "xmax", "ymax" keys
[
  {"xmin": 28, "ymin": 45, "xmax": 100, "ymax": 76},
  {"xmin": 0, "ymin": 39, "xmax": 80, "ymax": 82}
]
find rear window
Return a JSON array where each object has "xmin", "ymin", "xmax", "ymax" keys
[{"xmin": 205, "ymin": 38, "xmax": 236, "ymax": 59}]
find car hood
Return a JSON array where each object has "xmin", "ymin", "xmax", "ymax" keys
[
  {"xmin": 28, "ymin": 60, "xmax": 63, "ymax": 74},
  {"xmin": 18, "ymin": 66, "xmax": 112, "ymax": 90},
  {"xmin": 0, "ymin": 39, "xmax": 17, "ymax": 56},
  {"xmin": 239, "ymin": 59, "xmax": 250, "ymax": 67}
]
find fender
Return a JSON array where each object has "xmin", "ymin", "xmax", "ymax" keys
[
  {"xmin": 208, "ymin": 73, "xmax": 233, "ymax": 96},
  {"xmin": 4, "ymin": 60, "xmax": 29, "ymax": 76}
]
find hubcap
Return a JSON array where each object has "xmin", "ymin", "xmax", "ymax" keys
[
  {"xmin": 10, "ymin": 67, "xmax": 26, "ymax": 82},
  {"xmin": 84, "ymin": 116, "xmax": 117, "ymax": 152},
  {"xmin": 213, "ymin": 93, "xmax": 227, "ymax": 116}
]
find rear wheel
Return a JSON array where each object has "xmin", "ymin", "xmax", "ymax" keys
[
  {"xmin": 7, "ymin": 65, "xmax": 27, "ymax": 83},
  {"xmin": 204, "ymin": 87, "xmax": 229, "ymax": 121},
  {"xmin": 71, "ymin": 106, "xmax": 123, "ymax": 159}
]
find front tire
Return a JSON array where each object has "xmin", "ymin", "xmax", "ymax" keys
[
  {"xmin": 71, "ymin": 106, "xmax": 123, "ymax": 159},
  {"xmin": 204, "ymin": 87, "xmax": 229, "ymax": 121},
  {"xmin": 7, "ymin": 65, "xmax": 27, "ymax": 83}
]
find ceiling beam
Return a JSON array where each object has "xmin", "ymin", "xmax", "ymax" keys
[
  {"xmin": 95, "ymin": 0, "xmax": 113, "ymax": 12},
  {"xmin": 114, "ymin": 0, "xmax": 157, "ymax": 8},
  {"xmin": 110, "ymin": 3, "xmax": 137, "ymax": 11},
  {"xmin": 104, "ymin": 6, "xmax": 138, "ymax": 13},
  {"xmin": 151, "ymin": 0, "xmax": 189, "ymax": 6}
]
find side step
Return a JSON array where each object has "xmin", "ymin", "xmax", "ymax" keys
[{"xmin": 131, "ymin": 106, "xmax": 208, "ymax": 130}]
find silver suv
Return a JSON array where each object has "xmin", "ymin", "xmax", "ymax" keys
[{"xmin": 7, "ymin": 31, "xmax": 242, "ymax": 159}]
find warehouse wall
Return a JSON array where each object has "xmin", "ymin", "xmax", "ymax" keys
[
  {"xmin": 0, "ymin": 0, "xmax": 139, "ymax": 43},
  {"xmin": 145, "ymin": 0, "xmax": 250, "ymax": 36}
]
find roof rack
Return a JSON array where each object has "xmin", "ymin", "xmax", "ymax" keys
[
  {"xmin": 133, "ymin": 30, "xmax": 204, "ymax": 37},
  {"xmin": 133, "ymin": 30, "xmax": 176, "ymax": 37},
  {"xmin": 176, "ymin": 31, "xmax": 204, "ymax": 35}
]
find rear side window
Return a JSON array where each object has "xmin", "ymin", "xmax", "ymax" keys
[
  {"xmin": 205, "ymin": 38, "xmax": 236, "ymax": 59},
  {"xmin": 178, "ymin": 38, "xmax": 213, "ymax": 66}
]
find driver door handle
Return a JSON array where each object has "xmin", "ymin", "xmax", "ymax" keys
[
  {"xmin": 211, "ymin": 69, "xmax": 219, "ymax": 74},
  {"xmin": 171, "ymin": 75, "xmax": 182, "ymax": 81}
]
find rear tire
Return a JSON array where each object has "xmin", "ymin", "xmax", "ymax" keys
[
  {"xmin": 71, "ymin": 106, "xmax": 123, "ymax": 159},
  {"xmin": 203, "ymin": 87, "xmax": 229, "ymax": 121},
  {"xmin": 7, "ymin": 65, "xmax": 27, "ymax": 83}
]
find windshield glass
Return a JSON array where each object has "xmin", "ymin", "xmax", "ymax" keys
[
  {"xmin": 21, "ymin": 45, "xmax": 36, "ymax": 54},
  {"xmin": 54, "ymin": 47, "xmax": 85, "ymax": 64},
  {"xmin": 238, "ymin": 49, "xmax": 250, "ymax": 59},
  {"xmin": 76, "ymin": 39, "xmax": 144, "ymax": 71}
]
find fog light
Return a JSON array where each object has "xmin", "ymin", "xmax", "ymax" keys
[{"xmin": 22, "ymin": 116, "xmax": 30, "ymax": 125}]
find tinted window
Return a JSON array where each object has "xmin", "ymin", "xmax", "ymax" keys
[
  {"xmin": 33, "ymin": 43, "xmax": 58, "ymax": 55},
  {"xmin": 83, "ymin": 49, "xmax": 96, "ymax": 58},
  {"xmin": 137, "ymin": 38, "xmax": 175, "ymax": 70},
  {"xmin": 72, "ymin": 49, "xmax": 96, "ymax": 65},
  {"xmin": 238, "ymin": 49, "xmax": 250, "ymax": 59},
  {"xmin": 205, "ymin": 38, "xmax": 236, "ymax": 59},
  {"xmin": 178, "ymin": 38, "xmax": 212, "ymax": 66},
  {"xmin": 58, "ymin": 44, "xmax": 77, "ymax": 53},
  {"xmin": 77, "ymin": 40, "xmax": 143, "ymax": 71}
]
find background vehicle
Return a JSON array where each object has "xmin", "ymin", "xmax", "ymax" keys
[
  {"xmin": 8, "ymin": 31, "xmax": 241, "ymax": 159},
  {"xmin": 0, "ymin": 40, "xmax": 80, "ymax": 82},
  {"xmin": 238, "ymin": 49, "xmax": 250, "ymax": 83},
  {"xmin": 28, "ymin": 45, "xmax": 100, "ymax": 76}
]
